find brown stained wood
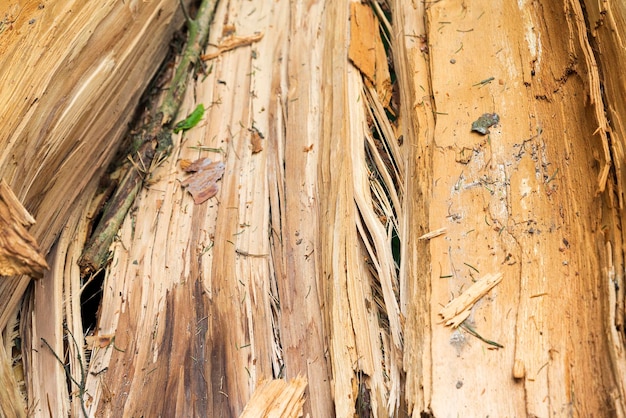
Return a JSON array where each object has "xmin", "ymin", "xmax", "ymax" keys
[
  {"xmin": 0, "ymin": 180, "xmax": 48, "ymax": 278},
  {"xmin": 84, "ymin": 1, "xmax": 280, "ymax": 415},
  {"xmin": 348, "ymin": 3, "xmax": 392, "ymax": 108}
]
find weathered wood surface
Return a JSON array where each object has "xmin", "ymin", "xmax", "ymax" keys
[
  {"xmin": 413, "ymin": 0, "xmax": 626, "ymax": 415},
  {"xmin": 0, "ymin": 1, "xmax": 186, "ymax": 416},
  {"xmin": 3, "ymin": 0, "xmax": 626, "ymax": 417},
  {"xmin": 84, "ymin": 0, "xmax": 626, "ymax": 416}
]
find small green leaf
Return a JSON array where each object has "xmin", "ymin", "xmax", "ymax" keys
[{"xmin": 173, "ymin": 104, "xmax": 205, "ymax": 133}]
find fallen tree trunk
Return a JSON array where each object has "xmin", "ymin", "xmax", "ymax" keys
[
  {"xmin": 0, "ymin": 1, "xmax": 187, "ymax": 416},
  {"xmin": 2, "ymin": 0, "xmax": 626, "ymax": 416}
]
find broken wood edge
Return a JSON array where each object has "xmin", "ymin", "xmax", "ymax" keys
[{"xmin": 0, "ymin": 179, "xmax": 49, "ymax": 278}]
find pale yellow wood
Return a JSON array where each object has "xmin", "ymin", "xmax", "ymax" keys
[
  {"xmin": 84, "ymin": 0, "xmax": 285, "ymax": 414},
  {"xmin": 391, "ymin": 0, "xmax": 436, "ymax": 414},
  {"xmin": 0, "ymin": 334, "xmax": 25, "ymax": 418},
  {"xmin": 239, "ymin": 377, "xmax": 307, "ymax": 418}
]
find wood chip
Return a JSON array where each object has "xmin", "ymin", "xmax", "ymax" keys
[
  {"xmin": 439, "ymin": 273, "xmax": 503, "ymax": 327},
  {"xmin": 200, "ymin": 32, "xmax": 264, "ymax": 61},
  {"xmin": 0, "ymin": 179, "xmax": 49, "ymax": 278},
  {"xmin": 239, "ymin": 376, "xmax": 307, "ymax": 418},
  {"xmin": 180, "ymin": 158, "xmax": 226, "ymax": 204},
  {"xmin": 348, "ymin": 3, "xmax": 392, "ymax": 107},
  {"xmin": 250, "ymin": 129, "xmax": 263, "ymax": 154},
  {"xmin": 418, "ymin": 227, "xmax": 447, "ymax": 240}
]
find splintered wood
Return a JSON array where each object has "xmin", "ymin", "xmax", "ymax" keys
[
  {"xmin": 418, "ymin": 227, "xmax": 446, "ymax": 240},
  {"xmin": 4, "ymin": 0, "xmax": 626, "ymax": 416},
  {"xmin": 348, "ymin": 2, "xmax": 392, "ymax": 108},
  {"xmin": 239, "ymin": 377, "xmax": 307, "ymax": 418},
  {"xmin": 0, "ymin": 1, "xmax": 189, "ymax": 416},
  {"xmin": 0, "ymin": 180, "xmax": 48, "ymax": 278},
  {"xmin": 439, "ymin": 273, "xmax": 503, "ymax": 328}
]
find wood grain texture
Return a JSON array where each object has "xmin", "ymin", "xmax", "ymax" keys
[
  {"xmin": 0, "ymin": 1, "xmax": 187, "ymax": 415},
  {"xmin": 424, "ymin": 1, "xmax": 623, "ymax": 415},
  {"xmin": 3, "ymin": 0, "xmax": 626, "ymax": 416}
]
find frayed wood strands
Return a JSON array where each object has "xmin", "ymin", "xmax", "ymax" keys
[
  {"xmin": 180, "ymin": 158, "xmax": 225, "ymax": 204},
  {"xmin": 4, "ymin": 0, "xmax": 624, "ymax": 415},
  {"xmin": 348, "ymin": 3, "xmax": 392, "ymax": 108},
  {"xmin": 78, "ymin": 0, "xmax": 220, "ymax": 275}
]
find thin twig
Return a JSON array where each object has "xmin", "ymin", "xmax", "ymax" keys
[
  {"xmin": 460, "ymin": 322, "xmax": 504, "ymax": 349},
  {"xmin": 42, "ymin": 325, "xmax": 89, "ymax": 417}
]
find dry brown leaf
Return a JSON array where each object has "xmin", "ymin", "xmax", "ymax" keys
[
  {"xmin": 180, "ymin": 158, "xmax": 226, "ymax": 204},
  {"xmin": 251, "ymin": 129, "xmax": 263, "ymax": 154},
  {"xmin": 0, "ymin": 179, "xmax": 49, "ymax": 278},
  {"xmin": 179, "ymin": 158, "xmax": 193, "ymax": 171}
]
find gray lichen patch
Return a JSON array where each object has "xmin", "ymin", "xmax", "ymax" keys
[{"xmin": 471, "ymin": 113, "xmax": 500, "ymax": 135}]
